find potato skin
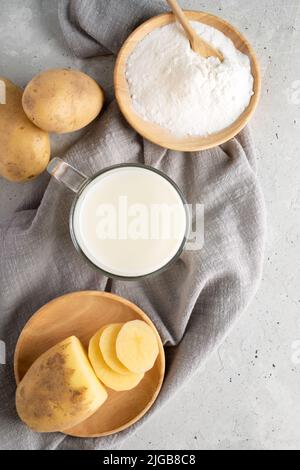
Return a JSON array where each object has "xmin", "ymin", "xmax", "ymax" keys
[
  {"xmin": 0, "ymin": 77, "xmax": 50, "ymax": 182},
  {"xmin": 16, "ymin": 336, "xmax": 107, "ymax": 433},
  {"xmin": 22, "ymin": 69, "xmax": 104, "ymax": 134}
]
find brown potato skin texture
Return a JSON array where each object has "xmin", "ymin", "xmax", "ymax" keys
[
  {"xmin": 0, "ymin": 77, "xmax": 50, "ymax": 182},
  {"xmin": 15, "ymin": 337, "xmax": 107, "ymax": 433},
  {"xmin": 22, "ymin": 69, "xmax": 104, "ymax": 134}
]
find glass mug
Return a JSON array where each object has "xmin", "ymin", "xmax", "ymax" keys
[{"xmin": 47, "ymin": 158, "xmax": 190, "ymax": 280}]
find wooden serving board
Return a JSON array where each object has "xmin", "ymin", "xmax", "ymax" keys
[{"xmin": 14, "ymin": 291, "xmax": 165, "ymax": 438}]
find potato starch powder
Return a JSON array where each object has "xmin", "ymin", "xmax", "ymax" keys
[{"xmin": 126, "ymin": 22, "xmax": 254, "ymax": 137}]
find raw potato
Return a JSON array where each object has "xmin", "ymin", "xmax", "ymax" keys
[
  {"xmin": 116, "ymin": 320, "xmax": 159, "ymax": 374},
  {"xmin": 22, "ymin": 69, "xmax": 104, "ymax": 134},
  {"xmin": 100, "ymin": 323, "xmax": 131, "ymax": 375},
  {"xmin": 0, "ymin": 77, "xmax": 50, "ymax": 182},
  {"xmin": 16, "ymin": 336, "xmax": 108, "ymax": 433},
  {"xmin": 89, "ymin": 327, "xmax": 144, "ymax": 391}
]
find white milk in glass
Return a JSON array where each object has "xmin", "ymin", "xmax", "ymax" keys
[{"xmin": 73, "ymin": 166, "xmax": 187, "ymax": 277}]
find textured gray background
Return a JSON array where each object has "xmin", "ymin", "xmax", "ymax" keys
[{"xmin": 0, "ymin": 0, "xmax": 300, "ymax": 450}]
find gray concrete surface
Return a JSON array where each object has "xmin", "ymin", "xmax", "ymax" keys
[{"xmin": 0, "ymin": 0, "xmax": 300, "ymax": 450}]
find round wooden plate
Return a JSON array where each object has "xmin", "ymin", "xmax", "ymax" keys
[
  {"xmin": 115, "ymin": 11, "xmax": 261, "ymax": 152},
  {"xmin": 14, "ymin": 291, "xmax": 165, "ymax": 438}
]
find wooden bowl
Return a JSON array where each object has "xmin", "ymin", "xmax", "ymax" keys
[
  {"xmin": 115, "ymin": 11, "xmax": 261, "ymax": 152},
  {"xmin": 14, "ymin": 291, "xmax": 165, "ymax": 438}
]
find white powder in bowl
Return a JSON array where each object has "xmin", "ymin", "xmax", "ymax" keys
[{"xmin": 126, "ymin": 22, "xmax": 254, "ymax": 137}]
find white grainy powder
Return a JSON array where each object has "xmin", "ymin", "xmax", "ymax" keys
[{"xmin": 126, "ymin": 22, "xmax": 254, "ymax": 137}]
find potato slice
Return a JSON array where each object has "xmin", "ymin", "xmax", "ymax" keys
[
  {"xmin": 89, "ymin": 327, "xmax": 144, "ymax": 391},
  {"xmin": 16, "ymin": 336, "xmax": 107, "ymax": 433},
  {"xmin": 116, "ymin": 320, "xmax": 159, "ymax": 374},
  {"xmin": 100, "ymin": 323, "xmax": 131, "ymax": 375}
]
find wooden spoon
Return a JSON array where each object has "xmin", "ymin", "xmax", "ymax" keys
[{"xmin": 166, "ymin": 0, "xmax": 223, "ymax": 61}]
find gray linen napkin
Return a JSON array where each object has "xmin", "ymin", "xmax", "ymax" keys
[{"xmin": 0, "ymin": 0, "xmax": 266, "ymax": 450}]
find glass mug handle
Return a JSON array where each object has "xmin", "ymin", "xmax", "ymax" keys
[{"xmin": 47, "ymin": 158, "xmax": 89, "ymax": 194}]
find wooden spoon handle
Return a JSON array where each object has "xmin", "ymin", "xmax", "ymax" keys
[
  {"xmin": 166, "ymin": 0, "xmax": 196, "ymax": 45},
  {"xmin": 166, "ymin": 0, "xmax": 223, "ymax": 61}
]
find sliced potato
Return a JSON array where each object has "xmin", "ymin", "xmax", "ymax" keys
[
  {"xmin": 116, "ymin": 320, "xmax": 159, "ymax": 374},
  {"xmin": 99, "ymin": 323, "xmax": 131, "ymax": 375},
  {"xmin": 89, "ymin": 327, "xmax": 144, "ymax": 391}
]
